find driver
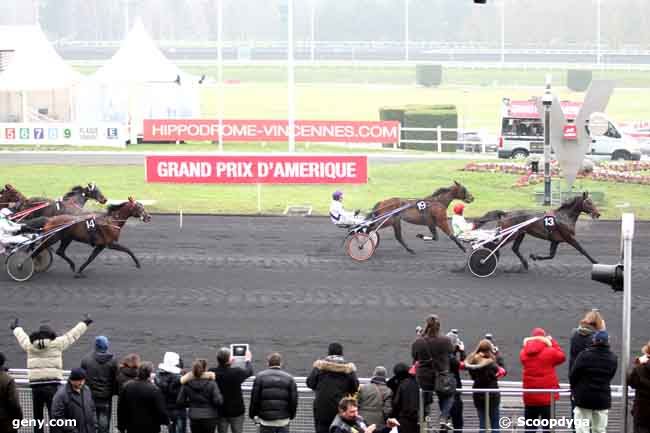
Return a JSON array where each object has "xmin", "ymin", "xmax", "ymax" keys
[
  {"xmin": 0, "ymin": 208, "xmax": 31, "ymax": 250},
  {"xmin": 329, "ymin": 190, "xmax": 364, "ymax": 226},
  {"xmin": 451, "ymin": 203, "xmax": 494, "ymax": 241}
]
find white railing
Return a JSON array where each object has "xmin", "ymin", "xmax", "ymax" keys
[{"xmin": 399, "ymin": 126, "xmax": 496, "ymax": 153}]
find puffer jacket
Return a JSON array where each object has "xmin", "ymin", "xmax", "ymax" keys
[
  {"xmin": 81, "ymin": 351, "xmax": 117, "ymax": 402},
  {"xmin": 569, "ymin": 325, "xmax": 598, "ymax": 374},
  {"xmin": 155, "ymin": 370, "xmax": 183, "ymax": 417},
  {"xmin": 520, "ymin": 336, "xmax": 565, "ymax": 406},
  {"xmin": 569, "ymin": 343, "xmax": 617, "ymax": 410},
  {"xmin": 176, "ymin": 372, "xmax": 223, "ymax": 420},
  {"xmin": 306, "ymin": 356, "xmax": 359, "ymax": 427},
  {"xmin": 117, "ymin": 366, "xmax": 138, "ymax": 394},
  {"xmin": 357, "ymin": 377, "xmax": 392, "ymax": 428},
  {"xmin": 13, "ymin": 322, "xmax": 88, "ymax": 383},
  {"xmin": 249, "ymin": 367, "xmax": 298, "ymax": 421}
]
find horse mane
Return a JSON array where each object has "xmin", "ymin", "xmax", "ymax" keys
[
  {"xmin": 431, "ymin": 186, "xmax": 453, "ymax": 197},
  {"xmin": 558, "ymin": 195, "xmax": 583, "ymax": 211},
  {"xmin": 63, "ymin": 186, "xmax": 84, "ymax": 199},
  {"xmin": 106, "ymin": 202, "xmax": 127, "ymax": 213}
]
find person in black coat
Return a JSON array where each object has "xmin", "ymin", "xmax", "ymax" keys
[
  {"xmin": 177, "ymin": 359, "xmax": 223, "ymax": 433},
  {"xmin": 118, "ymin": 362, "xmax": 169, "ymax": 433},
  {"xmin": 628, "ymin": 342, "xmax": 650, "ymax": 433},
  {"xmin": 391, "ymin": 366, "xmax": 420, "ymax": 433},
  {"xmin": 155, "ymin": 352, "xmax": 186, "ymax": 433},
  {"xmin": 386, "ymin": 363, "xmax": 410, "ymax": 398},
  {"xmin": 51, "ymin": 368, "xmax": 97, "ymax": 433},
  {"xmin": 307, "ymin": 343, "xmax": 359, "ymax": 433},
  {"xmin": 569, "ymin": 331, "xmax": 617, "ymax": 433},
  {"xmin": 0, "ymin": 353, "xmax": 23, "ymax": 433},
  {"xmin": 80, "ymin": 336, "xmax": 118, "ymax": 433},
  {"xmin": 210, "ymin": 347, "xmax": 254, "ymax": 433},
  {"xmin": 249, "ymin": 352, "xmax": 298, "ymax": 432}
]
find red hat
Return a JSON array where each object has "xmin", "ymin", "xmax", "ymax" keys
[
  {"xmin": 531, "ymin": 327, "xmax": 546, "ymax": 337},
  {"xmin": 453, "ymin": 203, "xmax": 465, "ymax": 215}
]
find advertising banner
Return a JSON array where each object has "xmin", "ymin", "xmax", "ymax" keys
[
  {"xmin": 0, "ymin": 123, "xmax": 126, "ymax": 147},
  {"xmin": 145, "ymin": 155, "xmax": 368, "ymax": 184}
]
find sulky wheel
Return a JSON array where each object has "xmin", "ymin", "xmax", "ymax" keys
[
  {"xmin": 468, "ymin": 247, "xmax": 498, "ymax": 278},
  {"xmin": 6, "ymin": 251, "xmax": 35, "ymax": 282},
  {"xmin": 368, "ymin": 231, "xmax": 380, "ymax": 249},
  {"xmin": 33, "ymin": 248, "xmax": 53, "ymax": 273},
  {"xmin": 346, "ymin": 233, "xmax": 376, "ymax": 261}
]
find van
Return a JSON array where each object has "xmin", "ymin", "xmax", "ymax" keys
[{"xmin": 497, "ymin": 98, "xmax": 641, "ymax": 161}]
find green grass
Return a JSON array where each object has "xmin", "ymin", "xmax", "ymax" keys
[{"xmin": 3, "ymin": 161, "xmax": 648, "ymax": 219}]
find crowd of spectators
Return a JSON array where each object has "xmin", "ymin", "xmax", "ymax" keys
[{"xmin": 1, "ymin": 309, "xmax": 649, "ymax": 433}]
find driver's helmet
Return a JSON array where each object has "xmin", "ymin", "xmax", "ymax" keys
[
  {"xmin": 332, "ymin": 190, "xmax": 343, "ymax": 201},
  {"xmin": 453, "ymin": 203, "xmax": 465, "ymax": 215},
  {"xmin": 0, "ymin": 208, "xmax": 12, "ymax": 218}
]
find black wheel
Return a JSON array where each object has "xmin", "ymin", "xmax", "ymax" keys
[
  {"xmin": 511, "ymin": 149, "xmax": 529, "ymax": 160},
  {"xmin": 369, "ymin": 231, "xmax": 380, "ymax": 249},
  {"xmin": 483, "ymin": 242, "xmax": 501, "ymax": 259},
  {"xmin": 468, "ymin": 247, "xmax": 498, "ymax": 278},
  {"xmin": 33, "ymin": 248, "xmax": 53, "ymax": 273},
  {"xmin": 346, "ymin": 233, "xmax": 376, "ymax": 261},
  {"xmin": 6, "ymin": 251, "xmax": 35, "ymax": 282},
  {"xmin": 612, "ymin": 150, "xmax": 631, "ymax": 161}
]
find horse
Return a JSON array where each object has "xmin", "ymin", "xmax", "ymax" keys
[
  {"xmin": 367, "ymin": 181, "xmax": 474, "ymax": 254},
  {"xmin": 0, "ymin": 184, "xmax": 27, "ymax": 209},
  {"xmin": 18, "ymin": 183, "xmax": 108, "ymax": 218},
  {"xmin": 35, "ymin": 197, "xmax": 151, "ymax": 278},
  {"xmin": 474, "ymin": 192, "xmax": 601, "ymax": 271}
]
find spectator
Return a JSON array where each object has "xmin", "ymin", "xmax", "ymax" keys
[
  {"xmin": 391, "ymin": 364, "xmax": 419, "ymax": 433},
  {"xmin": 155, "ymin": 352, "xmax": 186, "ymax": 433},
  {"xmin": 386, "ymin": 363, "xmax": 410, "ymax": 397},
  {"xmin": 0, "ymin": 352, "xmax": 23, "ymax": 433},
  {"xmin": 629, "ymin": 342, "xmax": 650, "ymax": 433},
  {"xmin": 570, "ymin": 331, "xmax": 617, "ymax": 433},
  {"xmin": 118, "ymin": 361, "xmax": 169, "ymax": 433},
  {"xmin": 569, "ymin": 310, "xmax": 605, "ymax": 415},
  {"xmin": 357, "ymin": 366, "xmax": 392, "ymax": 431},
  {"xmin": 330, "ymin": 397, "xmax": 399, "ymax": 433},
  {"xmin": 520, "ymin": 328, "xmax": 566, "ymax": 432},
  {"xmin": 177, "ymin": 359, "xmax": 223, "ymax": 433},
  {"xmin": 465, "ymin": 340, "xmax": 506, "ymax": 433},
  {"xmin": 447, "ymin": 330, "xmax": 466, "ymax": 432},
  {"xmin": 307, "ymin": 343, "xmax": 359, "ymax": 433},
  {"xmin": 411, "ymin": 314, "xmax": 455, "ymax": 431},
  {"xmin": 80, "ymin": 335, "xmax": 118, "ymax": 433},
  {"xmin": 117, "ymin": 353, "xmax": 141, "ymax": 394},
  {"xmin": 249, "ymin": 352, "xmax": 298, "ymax": 433},
  {"xmin": 51, "ymin": 368, "xmax": 97, "ymax": 433},
  {"xmin": 11, "ymin": 316, "xmax": 91, "ymax": 433},
  {"xmin": 210, "ymin": 347, "xmax": 254, "ymax": 433}
]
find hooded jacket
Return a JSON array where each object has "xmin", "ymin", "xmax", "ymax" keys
[
  {"xmin": 176, "ymin": 372, "xmax": 223, "ymax": 420},
  {"xmin": 51, "ymin": 382, "xmax": 97, "ymax": 433},
  {"xmin": 392, "ymin": 372, "xmax": 419, "ymax": 422},
  {"xmin": 464, "ymin": 352, "xmax": 502, "ymax": 407},
  {"xmin": 357, "ymin": 376, "xmax": 392, "ymax": 428},
  {"xmin": 520, "ymin": 334, "xmax": 566, "ymax": 406},
  {"xmin": 80, "ymin": 351, "xmax": 118, "ymax": 401},
  {"xmin": 628, "ymin": 360, "xmax": 650, "ymax": 426},
  {"xmin": 411, "ymin": 336, "xmax": 454, "ymax": 391},
  {"xmin": 13, "ymin": 322, "xmax": 88, "ymax": 383},
  {"xmin": 569, "ymin": 325, "xmax": 598, "ymax": 375},
  {"xmin": 306, "ymin": 356, "xmax": 359, "ymax": 427},
  {"xmin": 0, "ymin": 369, "xmax": 23, "ymax": 425},
  {"xmin": 154, "ymin": 370, "xmax": 183, "ymax": 416},
  {"xmin": 118, "ymin": 378, "xmax": 169, "ymax": 433},
  {"xmin": 569, "ymin": 343, "xmax": 617, "ymax": 410}
]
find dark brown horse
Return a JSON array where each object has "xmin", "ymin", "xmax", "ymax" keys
[
  {"xmin": 18, "ymin": 183, "xmax": 108, "ymax": 218},
  {"xmin": 475, "ymin": 192, "xmax": 600, "ymax": 271},
  {"xmin": 36, "ymin": 197, "xmax": 151, "ymax": 278},
  {"xmin": 368, "ymin": 181, "xmax": 474, "ymax": 254},
  {"xmin": 0, "ymin": 184, "xmax": 26, "ymax": 209}
]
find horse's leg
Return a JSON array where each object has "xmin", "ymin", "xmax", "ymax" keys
[
  {"xmin": 74, "ymin": 246, "xmax": 105, "ymax": 278},
  {"xmin": 107, "ymin": 242, "xmax": 141, "ymax": 268},
  {"xmin": 392, "ymin": 218, "xmax": 415, "ymax": 255},
  {"xmin": 55, "ymin": 237, "xmax": 77, "ymax": 272},
  {"xmin": 511, "ymin": 232, "xmax": 529, "ymax": 270},
  {"xmin": 563, "ymin": 235, "xmax": 599, "ymax": 264},
  {"xmin": 530, "ymin": 241, "xmax": 559, "ymax": 261},
  {"xmin": 436, "ymin": 215, "xmax": 466, "ymax": 252}
]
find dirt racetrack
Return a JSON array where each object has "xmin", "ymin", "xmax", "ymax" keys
[{"xmin": 1, "ymin": 215, "xmax": 649, "ymax": 381}]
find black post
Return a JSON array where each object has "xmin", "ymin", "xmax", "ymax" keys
[{"xmin": 542, "ymin": 80, "xmax": 553, "ymax": 206}]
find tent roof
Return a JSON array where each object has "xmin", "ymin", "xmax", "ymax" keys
[
  {"xmin": 0, "ymin": 25, "xmax": 82, "ymax": 91},
  {"xmin": 93, "ymin": 19, "xmax": 192, "ymax": 85}
]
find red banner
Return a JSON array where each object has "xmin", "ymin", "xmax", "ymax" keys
[
  {"xmin": 143, "ymin": 119, "xmax": 400, "ymax": 143},
  {"xmin": 563, "ymin": 124, "xmax": 577, "ymax": 140},
  {"xmin": 145, "ymin": 155, "xmax": 368, "ymax": 184}
]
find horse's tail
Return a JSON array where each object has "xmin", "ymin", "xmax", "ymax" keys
[{"xmin": 473, "ymin": 210, "xmax": 507, "ymax": 228}]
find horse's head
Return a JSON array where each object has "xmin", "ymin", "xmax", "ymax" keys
[
  {"xmin": 127, "ymin": 197, "xmax": 151, "ymax": 223},
  {"xmin": 579, "ymin": 192, "xmax": 601, "ymax": 219},
  {"xmin": 453, "ymin": 180, "xmax": 474, "ymax": 204},
  {"xmin": 84, "ymin": 182, "xmax": 108, "ymax": 204},
  {"xmin": 0, "ymin": 184, "xmax": 25, "ymax": 204}
]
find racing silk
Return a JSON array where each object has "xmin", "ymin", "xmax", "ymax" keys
[
  {"xmin": 329, "ymin": 200, "xmax": 360, "ymax": 225},
  {"xmin": 451, "ymin": 214, "xmax": 474, "ymax": 237},
  {"xmin": 0, "ymin": 215, "xmax": 29, "ymax": 248}
]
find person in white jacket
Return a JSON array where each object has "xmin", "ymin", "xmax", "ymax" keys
[
  {"xmin": 0, "ymin": 208, "xmax": 30, "ymax": 250},
  {"xmin": 451, "ymin": 203, "xmax": 494, "ymax": 242},
  {"xmin": 329, "ymin": 190, "xmax": 364, "ymax": 226}
]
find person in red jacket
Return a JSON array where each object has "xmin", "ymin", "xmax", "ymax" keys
[{"xmin": 520, "ymin": 328, "xmax": 566, "ymax": 432}]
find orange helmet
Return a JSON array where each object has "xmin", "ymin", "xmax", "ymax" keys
[{"xmin": 453, "ymin": 203, "xmax": 465, "ymax": 215}]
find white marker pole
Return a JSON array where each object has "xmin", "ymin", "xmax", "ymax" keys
[
  {"xmin": 179, "ymin": 208, "xmax": 183, "ymax": 231},
  {"xmin": 621, "ymin": 212, "xmax": 634, "ymax": 433}
]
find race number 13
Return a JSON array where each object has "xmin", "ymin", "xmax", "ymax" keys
[{"xmin": 544, "ymin": 216, "xmax": 556, "ymax": 227}]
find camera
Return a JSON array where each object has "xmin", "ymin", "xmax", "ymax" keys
[{"xmin": 230, "ymin": 344, "xmax": 249, "ymax": 359}]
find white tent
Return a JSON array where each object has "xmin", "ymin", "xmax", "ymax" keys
[
  {"xmin": 80, "ymin": 19, "xmax": 201, "ymax": 140},
  {"xmin": 0, "ymin": 25, "xmax": 82, "ymax": 122}
]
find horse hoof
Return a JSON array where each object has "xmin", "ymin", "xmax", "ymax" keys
[
  {"xmin": 135, "ymin": 263, "xmax": 141, "ymax": 269},
  {"xmin": 408, "ymin": 249, "xmax": 416, "ymax": 255},
  {"xmin": 529, "ymin": 254, "xmax": 537, "ymax": 261},
  {"xmin": 73, "ymin": 273, "xmax": 86, "ymax": 279}
]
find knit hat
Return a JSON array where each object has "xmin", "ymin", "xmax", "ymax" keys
[
  {"xmin": 531, "ymin": 327, "xmax": 546, "ymax": 337},
  {"xmin": 373, "ymin": 366, "xmax": 387, "ymax": 378},
  {"xmin": 95, "ymin": 336, "xmax": 109, "ymax": 353},
  {"xmin": 69, "ymin": 368, "xmax": 87, "ymax": 381},
  {"xmin": 593, "ymin": 330, "xmax": 609, "ymax": 345},
  {"xmin": 328, "ymin": 342, "xmax": 343, "ymax": 356}
]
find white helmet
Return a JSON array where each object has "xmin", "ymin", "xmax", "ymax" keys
[{"xmin": 0, "ymin": 208, "xmax": 12, "ymax": 217}]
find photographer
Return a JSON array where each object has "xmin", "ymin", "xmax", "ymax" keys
[{"xmin": 210, "ymin": 347, "xmax": 253, "ymax": 433}]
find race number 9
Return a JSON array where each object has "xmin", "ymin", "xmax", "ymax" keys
[
  {"xmin": 544, "ymin": 216, "xmax": 556, "ymax": 228},
  {"xmin": 416, "ymin": 201, "xmax": 427, "ymax": 211}
]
